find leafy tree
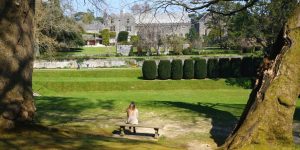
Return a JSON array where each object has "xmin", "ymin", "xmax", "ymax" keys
[
  {"xmin": 35, "ymin": 0, "xmax": 84, "ymax": 54},
  {"xmin": 101, "ymin": 29, "xmax": 110, "ymax": 46},
  {"xmin": 130, "ymin": 35, "xmax": 140, "ymax": 47},
  {"xmin": 74, "ymin": 10, "xmax": 95, "ymax": 24}
]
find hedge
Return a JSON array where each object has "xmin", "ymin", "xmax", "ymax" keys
[
  {"xmin": 171, "ymin": 59, "xmax": 183, "ymax": 80},
  {"xmin": 158, "ymin": 60, "xmax": 171, "ymax": 80},
  {"xmin": 183, "ymin": 59, "xmax": 194, "ymax": 79},
  {"xmin": 230, "ymin": 58, "xmax": 242, "ymax": 77},
  {"xmin": 207, "ymin": 58, "xmax": 219, "ymax": 78},
  {"xmin": 142, "ymin": 60, "xmax": 157, "ymax": 80},
  {"xmin": 219, "ymin": 58, "xmax": 231, "ymax": 78},
  {"xmin": 194, "ymin": 59, "xmax": 207, "ymax": 79},
  {"xmin": 241, "ymin": 57, "xmax": 254, "ymax": 77}
]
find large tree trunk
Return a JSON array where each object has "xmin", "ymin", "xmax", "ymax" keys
[
  {"xmin": 0, "ymin": 0, "xmax": 36, "ymax": 130},
  {"xmin": 221, "ymin": 5, "xmax": 300, "ymax": 149}
]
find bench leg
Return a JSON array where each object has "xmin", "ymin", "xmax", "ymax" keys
[
  {"xmin": 133, "ymin": 127, "xmax": 136, "ymax": 134},
  {"xmin": 154, "ymin": 128, "xmax": 159, "ymax": 139},
  {"xmin": 120, "ymin": 126, "xmax": 125, "ymax": 136}
]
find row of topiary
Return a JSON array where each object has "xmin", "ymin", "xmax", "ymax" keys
[{"xmin": 142, "ymin": 57, "xmax": 262, "ymax": 80}]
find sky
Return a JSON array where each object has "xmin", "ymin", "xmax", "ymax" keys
[{"xmin": 70, "ymin": 0, "xmax": 137, "ymax": 16}]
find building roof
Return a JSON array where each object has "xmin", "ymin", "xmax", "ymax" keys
[
  {"xmin": 134, "ymin": 12, "xmax": 191, "ymax": 24},
  {"xmin": 80, "ymin": 21, "xmax": 104, "ymax": 33}
]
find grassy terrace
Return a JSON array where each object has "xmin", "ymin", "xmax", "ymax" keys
[
  {"xmin": 43, "ymin": 46, "xmax": 261, "ymax": 60},
  {"xmin": 1, "ymin": 68, "xmax": 299, "ymax": 149}
]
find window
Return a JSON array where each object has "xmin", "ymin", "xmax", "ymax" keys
[
  {"xmin": 127, "ymin": 19, "xmax": 130, "ymax": 24},
  {"xmin": 111, "ymin": 19, "xmax": 114, "ymax": 24},
  {"xmin": 110, "ymin": 26, "xmax": 115, "ymax": 31},
  {"xmin": 126, "ymin": 26, "xmax": 131, "ymax": 32}
]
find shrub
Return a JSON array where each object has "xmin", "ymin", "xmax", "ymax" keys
[
  {"xmin": 158, "ymin": 60, "xmax": 171, "ymax": 80},
  {"xmin": 101, "ymin": 29, "xmax": 110, "ymax": 46},
  {"xmin": 171, "ymin": 59, "xmax": 183, "ymax": 80},
  {"xmin": 194, "ymin": 58, "xmax": 207, "ymax": 79},
  {"xmin": 110, "ymin": 32, "xmax": 116, "ymax": 38},
  {"xmin": 241, "ymin": 57, "xmax": 254, "ymax": 77},
  {"xmin": 117, "ymin": 31, "xmax": 129, "ymax": 43},
  {"xmin": 183, "ymin": 59, "xmax": 194, "ymax": 79},
  {"xmin": 230, "ymin": 58, "xmax": 242, "ymax": 77},
  {"xmin": 182, "ymin": 47, "xmax": 193, "ymax": 55},
  {"xmin": 219, "ymin": 58, "xmax": 231, "ymax": 78},
  {"xmin": 142, "ymin": 60, "xmax": 157, "ymax": 80},
  {"xmin": 130, "ymin": 35, "xmax": 139, "ymax": 47},
  {"xmin": 207, "ymin": 58, "xmax": 219, "ymax": 78}
]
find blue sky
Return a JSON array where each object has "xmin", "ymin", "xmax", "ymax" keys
[{"xmin": 71, "ymin": 0, "xmax": 136, "ymax": 16}]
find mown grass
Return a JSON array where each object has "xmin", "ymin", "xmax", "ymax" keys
[
  {"xmin": 1, "ymin": 68, "xmax": 298, "ymax": 149},
  {"xmin": 58, "ymin": 46, "xmax": 116, "ymax": 56}
]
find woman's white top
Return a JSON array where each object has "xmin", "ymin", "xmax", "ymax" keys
[{"xmin": 127, "ymin": 109, "xmax": 139, "ymax": 124}]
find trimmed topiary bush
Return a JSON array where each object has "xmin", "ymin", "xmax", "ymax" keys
[
  {"xmin": 241, "ymin": 57, "xmax": 254, "ymax": 77},
  {"xmin": 142, "ymin": 60, "xmax": 157, "ymax": 80},
  {"xmin": 230, "ymin": 58, "xmax": 242, "ymax": 77},
  {"xmin": 158, "ymin": 60, "xmax": 171, "ymax": 80},
  {"xmin": 194, "ymin": 58, "xmax": 207, "ymax": 79},
  {"xmin": 117, "ymin": 31, "xmax": 129, "ymax": 43},
  {"xmin": 207, "ymin": 58, "xmax": 219, "ymax": 78},
  {"xmin": 183, "ymin": 59, "xmax": 194, "ymax": 79},
  {"xmin": 171, "ymin": 59, "xmax": 183, "ymax": 80},
  {"xmin": 219, "ymin": 58, "xmax": 231, "ymax": 78}
]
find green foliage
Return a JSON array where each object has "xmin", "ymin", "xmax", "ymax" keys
[
  {"xmin": 207, "ymin": 58, "xmax": 219, "ymax": 78},
  {"xmin": 101, "ymin": 29, "xmax": 110, "ymax": 46},
  {"xmin": 219, "ymin": 58, "xmax": 231, "ymax": 78},
  {"xmin": 142, "ymin": 60, "xmax": 157, "ymax": 80},
  {"xmin": 171, "ymin": 59, "xmax": 183, "ymax": 80},
  {"xmin": 74, "ymin": 11, "xmax": 95, "ymax": 24},
  {"xmin": 194, "ymin": 58, "xmax": 207, "ymax": 79},
  {"xmin": 230, "ymin": 58, "xmax": 242, "ymax": 77},
  {"xmin": 110, "ymin": 32, "xmax": 116, "ymax": 38},
  {"xmin": 183, "ymin": 59, "xmax": 194, "ymax": 79},
  {"xmin": 166, "ymin": 35, "xmax": 185, "ymax": 55},
  {"xmin": 158, "ymin": 60, "xmax": 171, "ymax": 80},
  {"xmin": 182, "ymin": 47, "xmax": 193, "ymax": 55},
  {"xmin": 117, "ymin": 31, "xmax": 129, "ymax": 43},
  {"xmin": 241, "ymin": 57, "xmax": 254, "ymax": 77},
  {"xmin": 130, "ymin": 35, "xmax": 140, "ymax": 47},
  {"xmin": 186, "ymin": 27, "xmax": 199, "ymax": 42}
]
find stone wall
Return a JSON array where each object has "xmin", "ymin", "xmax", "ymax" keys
[{"xmin": 34, "ymin": 59, "xmax": 141, "ymax": 69}]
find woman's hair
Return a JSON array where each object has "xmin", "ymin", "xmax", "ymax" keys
[{"xmin": 127, "ymin": 102, "xmax": 136, "ymax": 112}]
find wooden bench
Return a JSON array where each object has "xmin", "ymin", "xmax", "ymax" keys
[{"xmin": 116, "ymin": 123, "xmax": 161, "ymax": 139}]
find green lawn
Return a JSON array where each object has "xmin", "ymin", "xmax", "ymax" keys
[
  {"xmin": 58, "ymin": 46, "xmax": 116, "ymax": 56},
  {"xmin": 1, "ymin": 68, "xmax": 299, "ymax": 149}
]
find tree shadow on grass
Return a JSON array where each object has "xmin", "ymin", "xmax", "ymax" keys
[
  {"xmin": 35, "ymin": 96, "xmax": 116, "ymax": 126},
  {"xmin": 0, "ymin": 123, "xmax": 167, "ymax": 150},
  {"xmin": 145, "ymin": 101, "xmax": 243, "ymax": 146},
  {"xmin": 58, "ymin": 48, "xmax": 83, "ymax": 52}
]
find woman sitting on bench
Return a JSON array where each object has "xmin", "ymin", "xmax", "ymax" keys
[{"xmin": 126, "ymin": 102, "xmax": 139, "ymax": 133}]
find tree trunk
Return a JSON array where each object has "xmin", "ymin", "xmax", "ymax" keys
[
  {"xmin": 0, "ymin": 0, "xmax": 36, "ymax": 130},
  {"xmin": 221, "ymin": 5, "xmax": 300, "ymax": 149}
]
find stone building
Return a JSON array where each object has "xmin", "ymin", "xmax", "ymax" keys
[{"xmin": 102, "ymin": 11, "xmax": 210, "ymax": 44}]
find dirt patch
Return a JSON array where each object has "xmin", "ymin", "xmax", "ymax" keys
[{"xmin": 187, "ymin": 140, "xmax": 212, "ymax": 150}]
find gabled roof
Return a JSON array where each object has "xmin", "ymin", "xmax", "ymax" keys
[{"xmin": 79, "ymin": 21, "xmax": 104, "ymax": 33}]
